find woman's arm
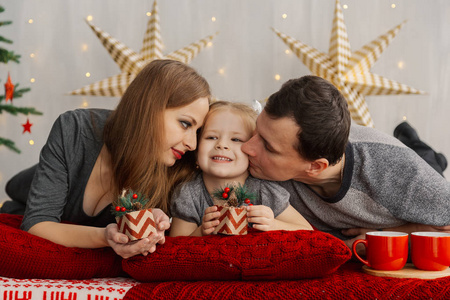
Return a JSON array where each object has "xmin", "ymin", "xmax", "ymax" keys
[{"xmin": 247, "ymin": 205, "xmax": 313, "ymax": 231}]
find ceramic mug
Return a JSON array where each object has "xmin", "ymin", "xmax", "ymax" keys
[
  {"xmin": 352, "ymin": 231, "xmax": 409, "ymax": 270},
  {"xmin": 411, "ymin": 232, "xmax": 450, "ymax": 271}
]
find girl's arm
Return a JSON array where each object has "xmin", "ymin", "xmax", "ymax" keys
[
  {"xmin": 170, "ymin": 217, "xmax": 200, "ymax": 236},
  {"xmin": 247, "ymin": 204, "xmax": 313, "ymax": 231}
]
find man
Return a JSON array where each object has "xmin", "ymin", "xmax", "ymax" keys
[{"xmin": 242, "ymin": 75, "xmax": 450, "ymax": 248}]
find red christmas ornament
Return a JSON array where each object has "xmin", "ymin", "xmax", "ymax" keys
[
  {"xmin": 22, "ymin": 118, "xmax": 33, "ymax": 134},
  {"xmin": 222, "ymin": 192, "xmax": 228, "ymax": 199},
  {"xmin": 244, "ymin": 198, "xmax": 251, "ymax": 204},
  {"xmin": 132, "ymin": 194, "xmax": 138, "ymax": 199},
  {"xmin": 121, "ymin": 207, "xmax": 126, "ymax": 212},
  {"xmin": 224, "ymin": 187, "xmax": 231, "ymax": 193},
  {"xmin": 4, "ymin": 73, "xmax": 14, "ymax": 103},
  {"xmin": 115, "ymin": 206, "xmax": 121, "ymax": 211}
]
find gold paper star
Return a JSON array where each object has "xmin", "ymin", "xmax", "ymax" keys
[
  {"xmin": 273, "ymin": 0, "xmax": 425, "ymax": 127},
  {"xmin": 70, "ymin": 0, "xmax": 217, "ymax": 97}
]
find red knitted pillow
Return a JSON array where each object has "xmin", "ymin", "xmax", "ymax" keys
[
  {"xmin": 122, "ymin": 229, "xmax": 351, "ymax": 281},
  {"xmin": 0, "ymin": 214, "xmax": 123, "ymax": 279}
]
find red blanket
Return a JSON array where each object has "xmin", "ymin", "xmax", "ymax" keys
[{"xmin": 123, "ymin": 262, "xmax": 450, "ymax": 299}]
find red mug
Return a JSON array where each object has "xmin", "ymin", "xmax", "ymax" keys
[
  {"xmin": 352, "ymin": 231, "xmax": 409, "ymax": 270},
  {"xmin": 411, "ymin": 232, "xmax": 450, "ymax": 271}
]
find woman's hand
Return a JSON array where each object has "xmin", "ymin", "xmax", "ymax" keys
[
  {"xmin": 201, "ymin": 206, "xmax": 221, "ymax": 236},
  {"xmin": 246, "ymin": 205, "xmax": 275, "ymax": 231},
  {"xmin": 105, "ymin": 208, "xmax": 170, "ymax": 259}
]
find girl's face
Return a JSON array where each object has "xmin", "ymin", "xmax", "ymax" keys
[
  {"xmin": 197, "ymin": 109, "xmax": 252, "ymax": 181},
  {"xmin": 162, "ymin": 97, "xmax": 209, "ymax": 166}
]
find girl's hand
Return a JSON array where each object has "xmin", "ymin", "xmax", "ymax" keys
[
  {"xmin": 246, "ymin": 205, "xmax": 275, "ymax": 231},
  {"xmin": 105, "ymin": 208, "xmax": 170, "ymax": 259},
  {"xmin": 201, "ymin": 206, "xmax": 221, "ymax": 236}
]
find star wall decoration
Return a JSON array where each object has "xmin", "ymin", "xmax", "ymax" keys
[
  {"xmin": 70, "ymin": 0, "xmax": 216, "ymax": 97},
  {"xmin": 273, "ymin": 0, "xmax": 425, "ymax": 127}
]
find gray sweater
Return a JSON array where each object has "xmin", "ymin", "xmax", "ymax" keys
[
  {"xmin": 171, "ymin": 173, "xmax": 290, "ymax": 226},
  {"xmin": 21, "ymin": 109, "xmax": 115, "ymax": 231},
  {"xmin": 278, "ymin": 124, "xmax": 450, "ymax": 240}
]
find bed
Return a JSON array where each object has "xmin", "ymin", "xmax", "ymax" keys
[{"xmin": 1, "ymin": 213, "xmax": 450, "ymax": 300}]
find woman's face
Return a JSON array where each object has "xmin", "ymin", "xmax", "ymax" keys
[{"xmin": 162, "ymin": 97, "xmax": 209, "ymax": 166}]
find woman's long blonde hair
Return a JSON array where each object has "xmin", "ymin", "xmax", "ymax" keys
[{"xmin": 103, "ymin": 59, "xmax": 211, "ymax": 213}]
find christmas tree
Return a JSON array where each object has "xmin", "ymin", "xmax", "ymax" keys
[{"xmin": 0, "ymin": 5, "xmax": 42, "ymax": 153}]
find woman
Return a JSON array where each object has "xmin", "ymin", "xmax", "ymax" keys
[{"xmin": 18, "ymin": 59, "xmax": 210, "ymax": 258}]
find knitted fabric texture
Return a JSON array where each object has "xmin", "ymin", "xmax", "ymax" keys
[
  {"xmin": 123, "ymin": 262, "xmax": 450, "ymax": 300},
  {"xmin": 0, "ymin": 214, "xmax": 123, "ymax": 279},
  {"xmin": 122, "ymin": 229, "xmax": 351, "ymax": 282}
]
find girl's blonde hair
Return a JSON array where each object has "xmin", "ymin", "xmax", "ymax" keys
[
  {"xmin": 200, "ymin": 100, "xmax": 258, "ymax": 139},
  {"xmin": 103, "ymin": 59, "xmax": 211, "ymax": 213}
]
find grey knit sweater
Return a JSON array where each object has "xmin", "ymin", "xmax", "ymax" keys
[{"xmin": 278, "ymin": 124, "xmax": 450, "ymax": 240}]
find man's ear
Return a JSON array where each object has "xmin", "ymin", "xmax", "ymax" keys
[{"xmin": 306, "ymin": 158, "xmax": 329, "ymax": 177}]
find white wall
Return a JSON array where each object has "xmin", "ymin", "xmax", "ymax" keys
[{"xmin": 1, "ymin": 0, "xmax": 449, "ymax": 203}]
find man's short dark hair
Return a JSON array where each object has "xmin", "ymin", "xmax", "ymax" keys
[{"xmin": 265, "ymin": 75, "xmax": 351, "ymax": 165}]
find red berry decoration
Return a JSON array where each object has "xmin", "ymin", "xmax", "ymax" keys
[
  {"xmin": 115, "ymin": 206, "xmax": 121, "ymax": 211},
  {"xmin": 224, "ymin": 187, "xmax": 231, "ymax": 193},
  {"xmin": 249, "ymin": 203, "xmax": 253, "ymax": 206},
  {"xmin": 121, "ymin": 207, "xmax": 126, "ymax": 212},
  {"xmin": 132, "ymin": 194, "xmax": 138, "ymax": 199},
  {"xmin": 222, "ymin": 192, "xmax": 229, "ymax": 199},
  {"xmin": 244, "ymin": 198, "xmax": 250, "ymax": 204}
]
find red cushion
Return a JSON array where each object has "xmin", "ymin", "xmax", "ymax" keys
[
  {"xmin": 0, "ymin": 214, "xmax": 123, "ymax": 279},
  {"xmin": 123, "ymin": 229, "xmax": 351, "ymax": 281}
]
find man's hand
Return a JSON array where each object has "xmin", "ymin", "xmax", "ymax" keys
[{"xmin": 201, "ymin": 206, "xmax": 221, "ymax": 236}]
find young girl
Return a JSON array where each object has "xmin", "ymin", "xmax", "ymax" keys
[{"xmin": 170, "ymin": 101, "xmax": 313, "ymax": 237}]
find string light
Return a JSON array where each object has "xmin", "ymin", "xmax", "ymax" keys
[
  {"xmin": 81, "ymin": 98, "xmax": 89, "ymax": 108},
  {"xmin": 397, "ymin": 61, "xmax": 404, "ymax": 69},
  {"xmin": 28, "ymin": 19, "xmax": 33, "ymax": 24},
  {"xmin": 82, "ymin": 44, "xmax": 88, "ymax": 51},
  {"xmin": 275, "ymin": 74, "xmax": 281, "ymax": 81},
  {"xmin": 29, "ymin": 140, "xmax": 35, "ymax": 145},
  {"xmin": 391, "ymin": 4, "xmax": 396, "ymax": 8},
  {"xmin": 207, "ymin": 41, "xmax": 213, "ymax": 47},
  {"xmin": 285, "ymin": 49, "xmax": 290, "ymax": 54},
  {"xmin": 85, "ymin": 72, "xmax": 91, "ymax": 78},
  {"xmin": 86, "ymin": 15, "xmax": 93, "ymax": 21},
  {"xmin": 30, "ymin": 78, "xmax": 35, "ymax": 83},
  {"xmin": 211, "ymin": 17, "xmax": 216, "ymax": 22},
  {"xmin": 146, "ymin": 12, "xmax": 152, "ymax": 17},
  {"xmin": 30, "ymin": 53, "xmax": 35, "ymax": 58},
  {"xmin": 402, "ymin": 116, "xmax": 407, "ymax": 121},
  {"xmin": 343, "ymin": 4, "xmax": 349, "ymax": 9},
  {"xmin": 218, "ymin": 68, "xmax": 225, "ymax": 75},
  {"xmin": 282, "ymin": 14, "xmax": 287, "ymax": 19}
]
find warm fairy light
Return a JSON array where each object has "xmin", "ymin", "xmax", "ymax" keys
[
  {"xmin": 28, "ymin": 19, "xmax": 33, "ymax": 24},
  {"xmin": 275, "ymin": 74, "xmax": 281, "ymax": 81},
  {"xmin": 218, "ymin": 68, "xmax": 225, "ymax": 75},
  {"xmin": 85, "ymin": 72, "xmax": 91, "ymax": 77},
  {"xmin": 146, "ymin": 12, "xmax": 152, "ymax": 17},
  {"xmin": 29, "ymin": 140, "xmax": 35, "ymax": 145},
  {"xmin": 211, "ymin": 17, "xmax": 216, "ymax": 22},
  {"xmin": 402, "ymin": 116, "xmax": 407, "ymax": 121},
  {"xmin": 285, "ymin": 49, "xmax": 290, "ymax": 54},
  {"xmin": 30, "ymin": 53, "xmax": 35, "ymax": 58},
  {"xmin": 30, "ymin": 78, "xmax": 35, "ymax": 83},
  {"xmin": 343, "ymin": 4, "xmax": 348, "ymax": 9},
  {"xmin": 207, "ymin": 41, "xmax": 213, "ymax": 47},
  {"xmin": 391, "ymin": 4, "xmax": 396, "ymax": 8},
  {"xmin": 86, "ymin": 15, "xmax": 93, "ymax": 21},
  {"xmin": 82, "ymin": 99, "xmax": 89, "ymax": 108},
  {"xmin": 397, "ymin": 61, "xmax": 404, "ymax": 69},
  {"xmin": 82, "ymin": 44, "xmax": 88, "ymax": 51},
  {"xmin": 282, "ymin": 14, "xmax": 287, "ymax": 19}
]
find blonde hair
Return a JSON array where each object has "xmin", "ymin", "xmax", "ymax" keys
[
  {"xmin": 103, "ymin": 59, "xmax": 211, "ymax": 213},
  {"xmin": 200, "ymin": 100, "xmax": 258, "ymax": 140}
]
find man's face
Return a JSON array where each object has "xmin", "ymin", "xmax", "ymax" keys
[{"xmin": 241, "ymin": 110, "xmax": 310, "ymax": 182}]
